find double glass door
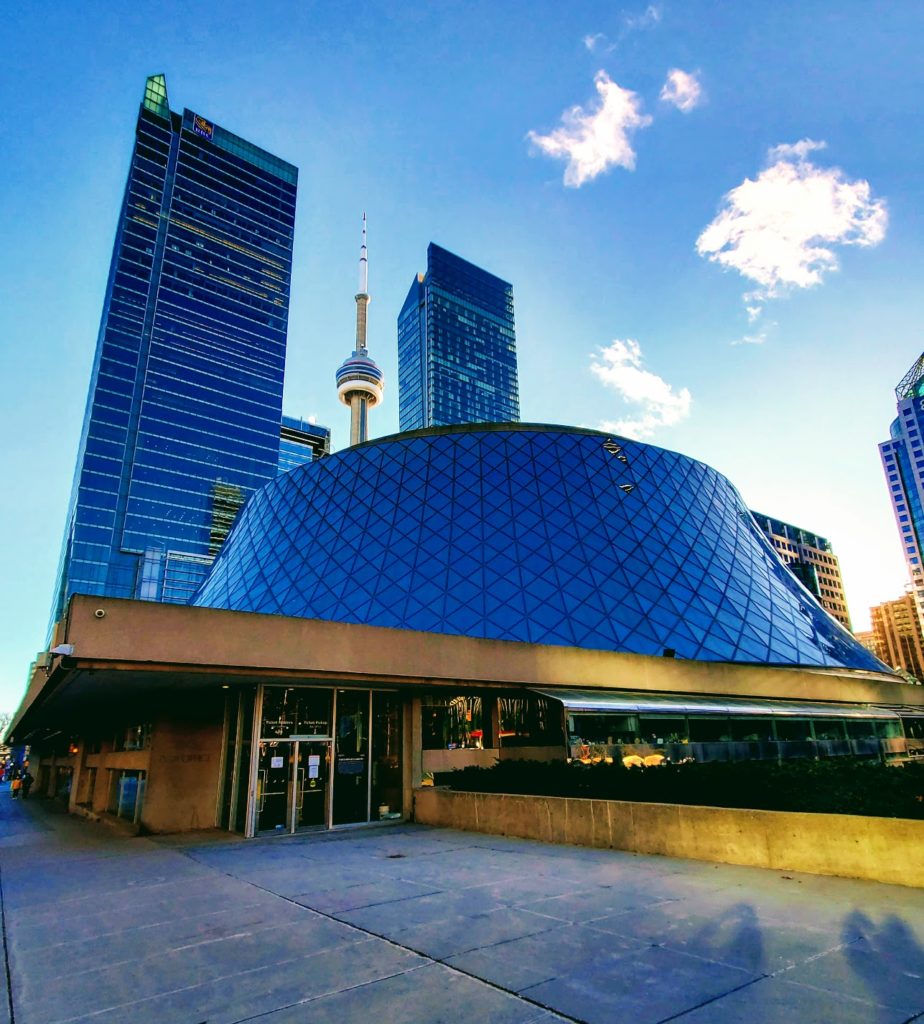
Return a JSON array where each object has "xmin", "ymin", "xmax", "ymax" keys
[
  {"xmin": 256, "ymin": 740, "xmax": 330, "ymax": 834},
  {"xmin": 250, "ymin": 686, "xmax": 402, "ymax": 836}
]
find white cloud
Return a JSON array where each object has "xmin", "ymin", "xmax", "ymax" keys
[
  {"xmin": 696, "ymin": 139, "xmax": 887, "ymax": 299},
  {"xmin": 730, "ymin": 332, "xmax": 767, "ymax": 347},
  {"xmin": 591, "ymin": 339, "xmax": 692, "ymax": 439},
  {"xmin": 528, "ymin": 71, "xmax": 652, "ymax": 187},
  {"xmin": 745, "ymin": 305, "xmax": 762, "ymax": 323},
  {"xmin": 582, "ymin": 5, "xmax": 661, "ymax": 53},
  {"xmin": 624, "ymin": 4, "xmax": 662, "ymax": 30},
  {"xmin": 660, "ymin": 68, "xmax": 702, "ymax": 112},
  {"xmin": 768, "ymin": 139, "xmax": 826, "ymax": 162}
]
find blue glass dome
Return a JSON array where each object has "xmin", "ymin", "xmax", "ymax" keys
[{"xmin": 193, "ymin": 424, "xmax": 887, "ymax": 673}]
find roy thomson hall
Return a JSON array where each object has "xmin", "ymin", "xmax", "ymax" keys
[{"xmin": 9, "ymin": 425, "xmax": 924, "ymax": 836}]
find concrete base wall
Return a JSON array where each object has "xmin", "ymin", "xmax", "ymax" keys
[
  {"xmin": 413, "ymin": 787, "xmax": 924, "ymax": 889},
  {"xmin": 142, "ymin": 693, "xmax": 225, "ymax": 833}
]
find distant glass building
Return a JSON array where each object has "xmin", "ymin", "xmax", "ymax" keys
[
  {"xmin": 879, "ymin": 353, "xmax": 924, "ymax": 624},
  {"xmin": 279, "ymin": 416, "xmax": 330, "ymax": 473},
  {"xmin": 49, "ymin": 75, "xmax": 297, "ymax": 624},
  {"xmin": 751, "ymin": 512, "xmax": 852, "ymax": 630},
  {"xmin": 397, "ymin": 244, "xmax": 519, "ymax": 431}
]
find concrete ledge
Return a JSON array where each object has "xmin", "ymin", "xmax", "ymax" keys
[{"xmin": 413, "ymin": 787, "xmax": 924, "ymax": 888}]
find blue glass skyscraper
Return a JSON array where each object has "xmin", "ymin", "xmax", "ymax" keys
[
  {"xmin": 50, "ymin": 75, "xmax": 297, "ymax": 624},
  {"xmin": 397, "ymin": 244, "xmax": 519, "ymax": 431},
  {"xmin": 880, "ymin": 353, "xmax": 924, "ymax": 621}
]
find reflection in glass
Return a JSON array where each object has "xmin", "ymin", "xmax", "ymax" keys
[{"xmin": 422, "ymin": 696, "xmax": 483, "ymax": 750}]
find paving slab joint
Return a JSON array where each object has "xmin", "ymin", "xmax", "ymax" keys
[{"xmin": 0, "ymin": 860, "xmax": 15, "ymax": 1024}]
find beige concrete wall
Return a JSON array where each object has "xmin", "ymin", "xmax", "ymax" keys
[
  {"xmin": 142, "ymin": 693, "xmax": 225, "ymax": 833},
  {"xmin": 413, "ymin": 788, "xmax": 924, "ymax": 889},
  {"xmin": 61, "ymin": 595, "xmax": 924, "ymax": 707}
]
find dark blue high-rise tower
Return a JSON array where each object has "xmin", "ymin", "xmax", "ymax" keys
[
  {"xmin": 397, "ymin": 244, "xmax": 519, "ymax": 431},
  {"xmin": 49, "ymin": 75, "xmax": 297, "ymax": 625},
  {"xmin": 880, "ymin": 352, "xmax": 924, "ymax": 627}
]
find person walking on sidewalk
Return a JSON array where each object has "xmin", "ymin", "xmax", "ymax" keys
[{"xmin": 10, "ymin": 773, "xmax": 21, "ymax": 799}]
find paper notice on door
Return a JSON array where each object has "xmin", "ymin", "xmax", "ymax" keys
[
  {"xmin": 308, "ymin": 764, "xmax": 320, "ymax": 779},
  {"xmin": 270, "ymin": 756, "xmax": 284, "ymax": 768},
  {"xmin": 308, "ymin": 755, "xmax": 320, "ymax": 766}
]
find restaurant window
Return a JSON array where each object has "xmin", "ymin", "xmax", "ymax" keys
[
  {"xmin": 876, "ymin": 719, "xmax": 904, "ymax": 740},
  {"xmin": 568, "ymin": 713, "xmax": 637, "ymax": 745},
  {"xmin": 728, "ymin": 718, "xmax": 774, "ymax": 742},
  {"xmin": 845, "ymin": 720, "xmax": 879, "ymax": 740},
  {"xmin": 774, "ymin": 718, "xmax": 813, "ymax": 742},
  {"xmin": 422, "ymin": 696, "xmax": 485, "ymax": 749},
  {"xmin": 688, "ymin": 716, "xmax": 732, "ymax": 742},
  {"xmin": 498, "ymin": 696, "xmax": 564, "ymax": 747},
  {"xmin": 813, "ymin": 720, "xmax": 847, "ymax": 741},
  {"xmin": 638, "ymin": 716, "xmax": 689, "ymax": 744}
]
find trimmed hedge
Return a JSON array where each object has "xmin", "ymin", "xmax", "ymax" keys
[{"xmin": 434, "ymin": 758, "xmax": 924, "ymax": 819}]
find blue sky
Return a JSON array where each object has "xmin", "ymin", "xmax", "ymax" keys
[{"xmin": 2, "ymin": 1, "xmax": 923, "ymax": 710}]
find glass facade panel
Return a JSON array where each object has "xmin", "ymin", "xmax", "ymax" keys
[
  {"xmin": 372, "ymin": 693, "xmax": 403, "ymax": 819},
  {"xmin": 260, "ymin": 687, "xmax": 332, "ymax": 738},
  {"xmin": 49, "ymin": 76, "xmax": 296, "ymax": 629}
]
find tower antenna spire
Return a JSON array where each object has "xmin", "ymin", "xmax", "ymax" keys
[
  {"xmin": 336, "ymin": 214, "xmax": 384, "ymax": 446},
  {"xmin": 358, "ymin": 211, "xmax": 368, "ymax": 303}
]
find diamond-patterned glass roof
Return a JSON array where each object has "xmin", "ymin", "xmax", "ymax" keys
[{"xmin": 192, "ymin": 425, "xmax": 888, "ymax": 672}]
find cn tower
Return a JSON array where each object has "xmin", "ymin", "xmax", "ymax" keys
[{"xmin": 336, "ymin": 214, "xmax": 384, "ymax": 446}]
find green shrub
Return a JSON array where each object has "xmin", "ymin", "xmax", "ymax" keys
[{"xmin": 433, "ymin": 758, "xmax": 924, "ymax": 819}]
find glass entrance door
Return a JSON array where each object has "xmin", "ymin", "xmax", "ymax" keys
[
  {"xmin": 256, "ymin": 740, "xmax": 333, "ymax": 833},
  {"xmin": 256, "ymin": 741, "xmax": 293, "ymax": 833},
  {"xmin": 294, "ymin": 741, "xmax": 330, "ymax": 829},
  {"xmin": 333, "ymin": 689, "xmax": 370, "ymax": 825}
]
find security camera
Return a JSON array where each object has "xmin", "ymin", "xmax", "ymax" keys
[{"xmin": 94, "ymin": 609, "xmax": 106, "ymax": 619}]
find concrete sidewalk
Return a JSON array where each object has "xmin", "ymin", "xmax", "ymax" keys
[{"xmin": 0, "ymin": 787, "xmax": 922, "ymax": 1024}]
